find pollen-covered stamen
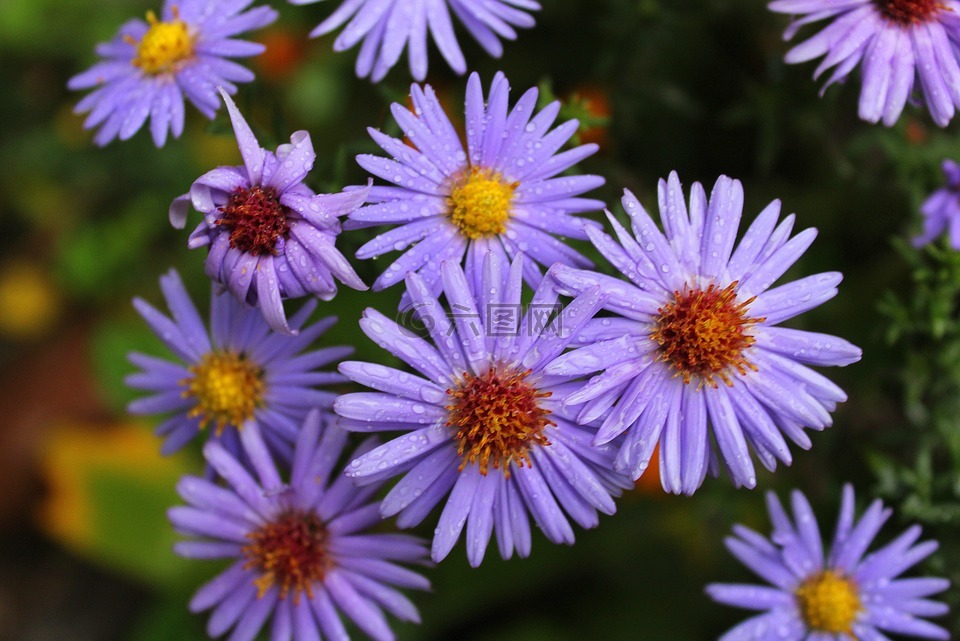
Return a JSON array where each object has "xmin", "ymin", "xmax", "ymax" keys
[
  {"xmin": 127, "ymin": 7, "xmax": 194, "ymax": 75},
  {"xmin": 876, "ymin": 0, "xmax": 946, "ymax": 24},
  {"xmin": 446, "ymin": 365, "xmax": 554, "ymax": 476},
  {"xmin": 795, "ymin": 570, "xmax": 862, "ymax": 634},
  {"xmin": 216, "ymin": 186, "xmax": 290, "ymax": 256},
  {"xmin": 651, "ymin": 282, "xmax": 761, "ymax": 387},
  {"xmin": 242, "ymin": 511, "xmax": 331, "ymax": 603},
  {"xmin": 182, "ymin": 350, "xmax": 264, "ymax": 435},
  {"xmin": 447, "ymin": 167, "xmax": 516, "ymax": 240}
]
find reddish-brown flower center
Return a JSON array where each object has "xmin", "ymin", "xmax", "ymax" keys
[
  {"xmin": 876, "ymin": 0, "xmax": 945, "ymax": 24},
  {"xmin": 446, "ymin": 365, "xmax": 554, "ymax": 476},
  {"xmin": 651, "ymin": 282, "xmax": 761, "ymax": 387},
  {"xmin": 216, "ymin": 186, "xmax": 290, "ymax": 256},
  {"xmin": 242, "ymin": 511, "xmax": 330, "ymax": 603}
]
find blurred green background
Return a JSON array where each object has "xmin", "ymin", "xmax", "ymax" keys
[{"xmin": 0, "ymin": 0, "xmax": 958, "ymax": 639}]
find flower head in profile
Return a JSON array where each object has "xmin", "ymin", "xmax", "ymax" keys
[
  {"xmin": 171, "ymin": 411, "xmax": 430, "ymax": 641},
  {"xmin": 548, "ymin": 174, "xmax": 861, "ymax": 494},
  {"xmin": 334, "ymin": 253, "xmax": 632, "ymax": 566},
  {"xmin": 914, "ymin": 159, "xmax": 960, "ymax": 248},
  {"xmin": 769, "ymin": 0, "xmax": 960, "ymax": 127},
  {"xmin": 707, "ymin": 485, "xmax": 950, "ymax": 641},
  {"xmin": 68, "ymin": 0, "xmax": 277, "ymax": 146},
  {"xmin": 170, "ymin": 90, "xmax": 367, "ymax": 334},
  {"xmin": 126, "ymin": 269, "xmax": 350, "ymax": 458},
  {"xmin": 348, "ymin": 71, "xmax": 604, "ymax": 298},
  {"xmin": 290, "ymin": 0, "xmax": 540, "ymax": 82}
]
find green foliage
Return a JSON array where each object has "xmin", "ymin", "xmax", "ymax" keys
[{"xmin": 877, "ymin": 240, "xmax": 960, "ymax": 624}]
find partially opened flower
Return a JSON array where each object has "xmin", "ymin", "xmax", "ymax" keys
[
  {"xmin": 548, "ymin": 173, "xmax": 861, "ymax": 494},
  {"xmin": 68, "ymin": 0, "xmax": 277, "ymax": 146},
  {"xmin": 335, "ymin": 253, "xmax": 632, "ymax": 566},
  {"xmin": 171, "ymin": 411, "xmax": 430, "ymax": 641},
  {"xmin": 769, "ymin": 0, "xmax": 960, "ymax": 127},
  {"xmin": 170, "ymin": 90, "xmax": 367, "ymax": 334},
  {"xmin": 707, "ymin": 485, "xmax": 950, "ymax": 641},
  {"xmin": 126, "ymin": 269, "xmax": 350, "ymax": 458},
  {"xmin": 914, "ymin": 159, "xmax": 960, "ymax": 249},
  {"xmin": 348, "ymin": 71, "xmax": 604, "ymax": 297},
  {"xmin": 290, "ymin": 0, "xmax": 540, "ymax": 82}
]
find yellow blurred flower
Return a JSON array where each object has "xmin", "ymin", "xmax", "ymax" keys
[{"xmin": 0, "ymin": 260, "xmax": 61, "ymax": 340}]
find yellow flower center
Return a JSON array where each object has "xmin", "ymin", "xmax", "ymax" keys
[
  {"xmin": 446, "ymin": 365, "xmax": 554, "ymax": 477},
  {"xmin": 243, "ymin": 511, "xmax": 330, "ymax": 603},
  {"xmin": 795, "ymin": 571, "xmax": 862, "ymax": 634},
  {"xmin": 651, "ymin": 282, "xmax": 761, "ymax": 387},
  {"xmin": 130, "ymin": 8, "xmax": 194, "ymax": 75},
  {"xmin": 447, "ymin": 167, "xmax": 516, "ymax": 240},
  {"xmin": 183, "ymin": 351, "xmax": 264, "ymax": 435}
]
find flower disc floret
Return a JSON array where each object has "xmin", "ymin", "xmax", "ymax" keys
[
  {"xmin": 652, "ymin": 283, "xmax": 760, "ymax": 387},
  {"xmin": 217, "ymin": 186, "xmax": 289, "ymax": 256},
  {"xmin": 448, "ymin": 168, "xmax": 516, "ymax": 240},
  {"xmin": 795, "ymin": 570, "xmax": 862, "ymax": 634},
  {"xmin": 131, "ymin": 9, "xmax": 194, "ymax": 74},
  {"xmin": 243, "ymin": 510, "xmax": 330, "ymax": 603},
  {"xmin": 447, "ymin": 365, "xmax": 553, "ymax": 476},
  {"xmin": 877, "ymin": 0, "xmax": 945, "ymax": 23},
  {"xmin": 184, "ymin": 350, "xmax": 264, "ymax": 435}
]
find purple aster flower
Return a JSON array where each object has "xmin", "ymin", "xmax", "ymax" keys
[
  {"xmin": 707, "ymin": 484, "xmax": 950, "ymax": 640},
  {"xmin": 914, "ymin": 159, "xmax": 960, "ymax": 248},
  {"xmin": 68, "ymin": 0, "xmax": 277, "ymax": 147},
  {"xmin": 171, "ymin": 411, "xmax": 430, "ymax": 641},
  {"xmin": 334, "ymin": 252, "xmax": 633, "ymax": 567},
  {"xmin": 290, "ymin": 0, "xmax": 540, "ymax": 82},
  {"xmin": 769, "ymin": 0, "xmax": 960, "ymax": 127},
  {"xmin": 126, "ymin": 269, "xmax": 351, "ymax": 459},
  {"xmin": 169, "ymin": 90, "xmax": 367, "ymax": 335},
  {"xmin": 348, "ymin": 71, "xmax": 604, "ymax": 298},
  {"xmin": 547, "ymin": 173, "xmax": 862, "ymax": 494}
]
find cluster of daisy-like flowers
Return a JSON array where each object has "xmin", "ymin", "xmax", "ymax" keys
[{"xmin": 69, "ymin": 0, "xmax": 957, "ymax": 638}]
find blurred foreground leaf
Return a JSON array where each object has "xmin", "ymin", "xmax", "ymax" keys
[{"xmin": 37, "ymin": 420, "xmax": 196, "ymax": 589}]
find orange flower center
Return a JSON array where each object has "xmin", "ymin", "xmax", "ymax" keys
[
  {"xmin": 183, "ymin": 350, "xmax": 264, "ymax": 435},
  {"xmin": 651, "ymin": 282, "xmax": 760, "ymax": 387},
  {"xmin": 795, "ymin": 571, "xmax": 862, "ymax": 634},
  {"xmin": 876, "ymin": 0, "xmax": 945, "ymax": 23},
  {"xmin": 243, "ymin": 511, "xmax": 330, "ymax": 603},
  {"xmin": 217, "ymin": 186, "xmax": 290, "ymax": 256},
  {"xmin": 446, "ymin": 365, "xmax": 554, "ymax": 476}
]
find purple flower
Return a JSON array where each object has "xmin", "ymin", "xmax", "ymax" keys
[
  {"xmin": 348, "ymin": 71, "xmax": 604, "ymax": 298},
  {"xmin": 170, "ymin": 90, "xmax": 367, "ymax": 334},
  {"xmin": 914, "ymin": 159, "xmax": 960, "ymax": 248},
  {"xmin": 707, "ymin": 485, "xmax": 950, "ymax": 641},
  {"xmin": 126, "ymin": 269, "xmax": 351, "ymax": 459},
  {"xmin": 334, "ymin": 253, "xmax": 632, "ymax": 566},
  {"xmin": 68, "ymin": 0, "xmax": 276, "ymax": 146},
  {"xmin": 171, "ymin": 411, "xmax": 430, "ymax": 641},
  {"xmin": 290, "ymin": 0, "xmax": 540, "ymax": 82},
  {"xmin": 548, "ymin": 173, "xmax": 862, "ymax": 494},
  {"xmin": 769, "ymin": 0, "xmax": 960, "ymax": 127}
]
